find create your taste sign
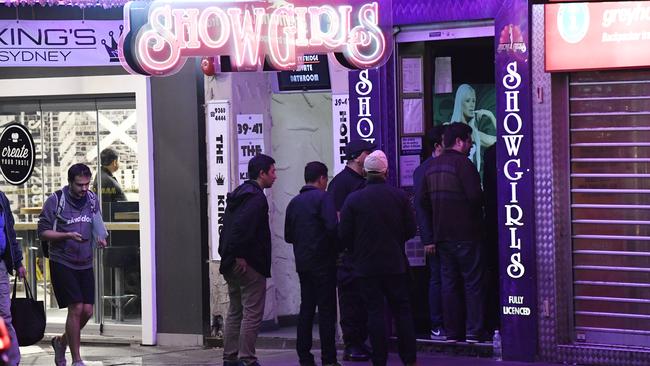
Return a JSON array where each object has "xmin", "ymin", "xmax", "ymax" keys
[{"xmin": 120, "ymin": 0, "xmax": 393, "ymax": 75}]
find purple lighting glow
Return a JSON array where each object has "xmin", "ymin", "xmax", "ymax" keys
[{"xmin": 3, "ymin": 0, "xmax": 130, "ymax": 8}]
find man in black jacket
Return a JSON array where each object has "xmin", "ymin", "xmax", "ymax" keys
[
  {"xmin": 339, "ymin": 150, "xmax": 418, "ymax": 366},
  {"xmin": 285, "ymin": 162, "xmax": 340, "ymax": 366},
  {"xmin": 327, "ymin": 139, "xmax": 375, "ymax": 361},
  {"xmin": 219, "ymin": 154, "xmax": 276, "ymax": 366},
  {"xmin": 418, "ymin": 122, "xmax": 486, "ymax": 344}
]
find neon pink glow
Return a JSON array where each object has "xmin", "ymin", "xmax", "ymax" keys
[{"xmin": 121, "ymin": 0, "xmax": 392, "ymax": 76}]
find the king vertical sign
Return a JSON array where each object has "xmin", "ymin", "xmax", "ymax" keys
[{"xmin": 207, "ymin": 100, "xmax": 231, "ymax": 260}]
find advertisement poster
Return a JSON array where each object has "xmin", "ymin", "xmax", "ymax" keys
[
  {"xmin": 236, "ymin": 114, "xmax": 264, "ymax": 184},
  {"xmin": 434, "ymin": 83, "xmax": 497, "ymax": 177},
  {"xmin": 206, "ymin": 101, "xmax": 230, "ymax": 260},
  {"xmin": 332, "ymin": 94, "xmax": 350, "ymax": 176}
]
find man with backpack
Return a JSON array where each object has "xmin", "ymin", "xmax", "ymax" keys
[
  {"xmin": 219, "ymin": 154, "xmax": 276, "ymax": 366},
  {"xmin": 38, "ymin": 163, "xmax": 107, "ymax": 366}
]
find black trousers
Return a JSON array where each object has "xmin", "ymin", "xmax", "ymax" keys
[
  {"xmin": 359, "ymin": 274, "xmax": 417, "ymax": 366},
  {"xmin": 438, "ymin": 241, "xmax": 485, "ymax": 340},
  {"xmin": 338, "ymin": 278, "xmax": 368, "ymax": 348},
  {"xmin": 297, "ymin": 269, "xmax": 337, "ymax": 365}
]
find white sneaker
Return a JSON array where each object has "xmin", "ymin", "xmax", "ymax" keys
[{"xmin": 51, "ymin": 336, "xmax": 67, "ymax": 366}]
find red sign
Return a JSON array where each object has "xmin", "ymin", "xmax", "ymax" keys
[{"xmin": 545, "ymin": 1, "xmax": 650, "ymax": 71}]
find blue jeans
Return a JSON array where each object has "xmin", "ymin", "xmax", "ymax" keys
[
  {"xmin": 428, "ymin": 253, "xmax": 443, "ymax": 329},
  {"xmin": 0, "ymin": 261, "xmax": 20, "ymax": 366}
]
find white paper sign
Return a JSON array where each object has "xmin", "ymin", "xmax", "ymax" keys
[
  {"xmin": 399, "ymin": 154, "xmax": 420, "ymax": 187},
  {"xmin": 332, "ymin": 94, "xmax": 350, "ymax": 175},
  {"xmin": 402, "ymin": 99, "xmax": 424, "ymax": 135},
  {"xmin": 402, "ymin": 57, "xmax": 423, "ymax": 93},
  {"xmin": 401, "ymin": 137, "xmax": 422, "ymax": 152},
  {"xmin": 0, "ymin": 20, "xmax": 124, "ymax": 67},
  {"xmin": 435, "ymin": 57, "xmax": 453, "ymax": 94},
  {"xmin": 236, "ymin": 114, "xmax": 265, "ymax": 184},
  {"xmin": 206, "ymin": 100, "xmax": 231, "ymax": 260}
]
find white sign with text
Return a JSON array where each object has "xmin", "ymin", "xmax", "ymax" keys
[
  {"xmin": 206, "ymin": 100, "xmax": 230, "ymax": 260},
  {"xmin": 237, "ymin": 114, "xmax": 265, "ymax": 184},
  {"xmin": 332, "ymin": 94, "xmax": 350, "ymax": 175},
  {"xmin": 0, "ymin": 20, "xmax": 124, "ymax": 67}
]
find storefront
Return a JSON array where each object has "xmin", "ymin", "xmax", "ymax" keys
[{"xmin": 0, "ymin": 2, "xmax": 211, "ymax": 346}]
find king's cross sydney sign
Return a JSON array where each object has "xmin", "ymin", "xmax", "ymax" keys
[{"xmin": 119, "ymin": 0, "xmax": 393, "ymax": 76}]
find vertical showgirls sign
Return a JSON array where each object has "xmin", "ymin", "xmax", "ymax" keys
[{"xmin": 120, "ymin": 0, "xmax": 393, "ymax": 76}]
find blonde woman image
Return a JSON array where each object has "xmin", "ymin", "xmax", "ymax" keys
[{"xmin": 449, "ymin": 84, "xmax": 497, "ymax": 174}]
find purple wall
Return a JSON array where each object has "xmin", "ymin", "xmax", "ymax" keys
[{"xmin": 393, "ymin": 0, "xmax": 502, "ymax": 25}]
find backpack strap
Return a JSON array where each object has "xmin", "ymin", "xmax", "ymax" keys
[{"xmin": 52, "ymin": 190, "xmax": 64, "ymax": 232}]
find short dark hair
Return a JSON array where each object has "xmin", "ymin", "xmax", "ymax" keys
[
  {"xmin": 248, "ymin": 154, "xmax": 276, "ymax": 180},
  {"xmin": 100, "ymin": 148, "xmax": 119, "ymax": 167},
  {"xmin": 68, "ymin": 163, "xmax": 92, "ymax": 183},
  {"xmin": 427, "ymin": 125, "xmax": 447, "ymax": 149},
  {"xmin": 444, "ymin": 122, "xmax": 473, "ymax": 148},
  {"xmin": 304, "ymin": 161, "xmax": 328, "ymax": 183}
]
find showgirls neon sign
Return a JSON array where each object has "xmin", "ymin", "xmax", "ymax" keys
[{"xmin": 120, "ymin": 0, "xmax": 392, "ymax": 76}]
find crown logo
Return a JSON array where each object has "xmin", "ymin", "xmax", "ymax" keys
[
  {"xmin": 102, "ymin": 25, "xmax": 124, "ymax": 62},
  {"xmin": 215, "ymin": 173, "xmax": 225, "ymax": 186}
]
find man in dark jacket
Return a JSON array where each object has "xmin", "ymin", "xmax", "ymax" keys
[
  {"xmin": 413, "ymin": 125, "xmax": 447, "ymax": 340},
  {"xmin": 327, "ymin": 139, "xmax": 375, "ymax": 361},
  {"xmin": 0, "ymin": 191, "xmax": 26, "ymax": 366},
  {"xmin": 219, "ymin": 154, "xmax": 276, "ymax": 366},
  {"xmin": 339, "ymin": 150, "xmax": 418, "ymax": 366},
  {"xmin": 418, "ymin": 122, "xmax": 486, "ymax": 343},
  {"xmin": 93, "ymin": 148, "xmax": 127, "ymax": 203},
  {"xmin": 285, "ymin": 162, "xmax": 339, "ymax": 366}
]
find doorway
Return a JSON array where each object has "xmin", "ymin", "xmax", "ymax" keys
[{"xmin": 0, "ymin": 75, "xmax": 155, "ymax": 343}]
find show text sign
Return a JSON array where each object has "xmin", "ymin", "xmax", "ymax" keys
[
  {"xmin": 496, "ymin": 0, "xmax": 537, "ymax": 361},
  {"xmin": 120, "ymin": 0, "xmax": 393, "ymax": 76},
  {"xmin": 348, "ymin": 69, "xmax": 382, "ymax": 147},
  {"xmin": 546, "ymin": 1, "xmax": 650, "ymax": 71}
]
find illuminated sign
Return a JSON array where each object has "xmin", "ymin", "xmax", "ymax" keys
[
  {"xmin": 546, "ymin": 1, "xmax": 650, "ymax": 71},
  {"xmin": 120, "ymin": 0, "xmax": 392, "ymax": 76}
]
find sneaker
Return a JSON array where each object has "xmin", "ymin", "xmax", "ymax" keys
[
  {"xmin": 71, "ymin": 361, "xmax": 86, "ymax": 366},
  {"xmin": 51, "ymin": 336, "xmax": 67, "ymax": 366},
  {"xmin": 343, "ymin": 345, "xmax": 370, "ymax": 361},
  {"xmin": 430, "ymin": 327, "xmax": 446, "ymax": 340},
  {"xmin": 466, "ymin": 335, "xmax": 480, "ymax": 344}
]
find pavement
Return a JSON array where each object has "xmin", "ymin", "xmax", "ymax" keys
[{"xmin": 18, "ymin": 342, "xmax": 568, "ymax": 366}]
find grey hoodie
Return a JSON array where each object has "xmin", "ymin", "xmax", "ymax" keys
[{"xmin": 38, "ymin": 186, "xmax": 98, "ymax": 270}]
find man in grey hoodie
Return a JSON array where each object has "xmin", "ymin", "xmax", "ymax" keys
[{"xmin": 38, "ymin": 163, "xmax": 107, "ymax": 366}]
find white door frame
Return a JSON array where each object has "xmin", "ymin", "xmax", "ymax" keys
[{"xmin": 0, "ymin": 75, "xmax": 157, "ymax": 345}]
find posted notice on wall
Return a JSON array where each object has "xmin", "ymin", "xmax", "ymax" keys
[
  {"xmin": 237, "ymin": 114, "xmax": 264, "ymax": 184},
  {"xmin": 402, "ymin": 98, "xmax": 424, "ymax": 135},
  {"xmin": 399, "ymin": 155, "xmax": 420, "ymax": 187},
  {"xmin": 206, "ymin": 100, "xmax": 231, "ymax": 260},
  {"xmin": 332, "ymin": 94, "xmax": 350, "ymax": 176}
]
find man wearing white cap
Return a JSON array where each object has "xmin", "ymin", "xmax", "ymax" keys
[{"xmin": 338, "ymin": 150, "xmax": 418, "ymax": 366}]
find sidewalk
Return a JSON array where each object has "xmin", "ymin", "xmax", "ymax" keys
[{"xmin": 19, "ymin": 342, "xmax": 567, "ymax": 366}]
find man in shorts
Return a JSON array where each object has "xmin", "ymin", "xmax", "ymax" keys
[{"xmin": 38, "ymin": 163, "xmax": 107, "ymax": 366}]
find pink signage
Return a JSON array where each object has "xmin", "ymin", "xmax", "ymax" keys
[
  {"xmin": 120, "ymin": 0, "xmax": 392, "ymax": 76},
  {"xmin": 546, "ymin": 1, "xmax": 650, "ymax": 72}
]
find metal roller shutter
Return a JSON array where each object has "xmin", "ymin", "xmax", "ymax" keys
[{"xmin": 570, "ymin": 70, "xmax": 650, "ymax": 347}]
